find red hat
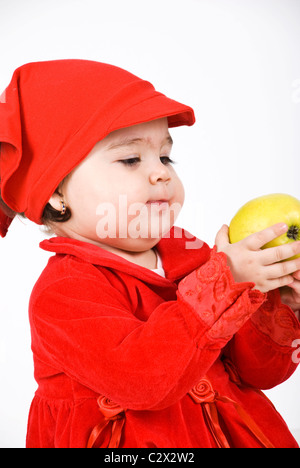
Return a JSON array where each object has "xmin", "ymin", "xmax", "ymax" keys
[{"xmin": 0, "ymin": 59, "xmax": 195, "ymax": 237}]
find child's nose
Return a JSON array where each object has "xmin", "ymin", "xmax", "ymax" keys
[{"xmin": 149, "ymin": 161, "xmax": 171, "ymax": 185}]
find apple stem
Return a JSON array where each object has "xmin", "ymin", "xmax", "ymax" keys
[{"xmin": 287, "ymin": 225, "xmax": 299, "ymax": 241}]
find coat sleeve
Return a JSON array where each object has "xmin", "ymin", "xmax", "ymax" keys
[
  {"xmin": 29, "ymin": 249, "xmax": 265, "ymax": 411},
  {"xmin": 223, "ymin": 289, "xmax": 300, "ymax": 389}
]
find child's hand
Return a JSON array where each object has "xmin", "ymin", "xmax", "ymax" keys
[
  {"xmin": 215, "ymin": 223, "xmax": 300, "ymax": 293},
  {"xmin": 280, "ymin": 271, "xmax": 300, "ymax": 319}
]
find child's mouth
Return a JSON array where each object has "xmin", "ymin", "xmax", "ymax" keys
[{"xmin": 146, "ymin": 200, "xmax": 169, "ymax": 211}]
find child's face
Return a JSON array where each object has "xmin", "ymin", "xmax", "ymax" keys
[{"xmin": 52, "ymin": 118, "xmax": 185, "ymax": 252}]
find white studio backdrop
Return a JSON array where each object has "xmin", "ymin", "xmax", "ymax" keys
[{"xmin": 0, "ymin": 0, "xmax": 299, "ymax": 447}]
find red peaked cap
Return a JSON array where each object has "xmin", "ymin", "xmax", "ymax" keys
[{"xmin": 0, "ymin": 59, "xmax": 195, "ymax": 237}]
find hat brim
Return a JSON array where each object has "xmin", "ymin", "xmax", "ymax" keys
[{"xmin": 108, "ymin": 92, "xmax": 195, "ymax": 133}]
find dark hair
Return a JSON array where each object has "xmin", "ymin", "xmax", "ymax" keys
[
  {"xmin": 41, "ymin": 200, "xmax": 72, "ymax": 225},
  {"xmin": 0, "ymin": 186, "xmax": 71, "ymax": 229}
]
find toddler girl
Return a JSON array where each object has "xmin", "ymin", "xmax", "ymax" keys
[{"xmin": 0, "ymin": 59, "xmax": 299, "ymax": 448}]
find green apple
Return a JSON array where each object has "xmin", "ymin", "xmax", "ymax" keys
[{"xmin": 229, "ymin": 193, "xmax": 300, "ymax": 259}]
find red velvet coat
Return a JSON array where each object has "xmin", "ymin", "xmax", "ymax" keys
[{"xmin": 26, "ymin": 227, "xmax": 300, "ymax": 448}]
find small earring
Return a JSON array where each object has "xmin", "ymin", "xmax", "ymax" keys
[{"xmin": 60, "ymin": 200, "xmax": 66, "ymax": 216}]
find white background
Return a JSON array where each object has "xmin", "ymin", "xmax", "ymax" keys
[{"xmin": 0, "ymin": 0, "xmax": 299, "ymax": 447}]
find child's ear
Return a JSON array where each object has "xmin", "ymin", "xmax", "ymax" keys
[{"xmin": 48, "ymin": 191, "xmax": 63, "ymax": 211}]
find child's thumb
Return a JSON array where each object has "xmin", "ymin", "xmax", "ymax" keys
[{"xmin": 215, "ymin": 224, "xmax": 230, "ymax": 251}]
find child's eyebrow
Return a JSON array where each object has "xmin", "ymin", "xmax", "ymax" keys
[{"xmin": 107, "ymin": 134, "xmax": 173, "ymax": 151}]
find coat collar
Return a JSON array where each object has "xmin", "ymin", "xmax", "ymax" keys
[{"xmin": 39, "ymin": 226, "xmax": 211, "ymax": 284}]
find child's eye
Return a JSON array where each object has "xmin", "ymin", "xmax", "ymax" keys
[
  {"xmin": 118, "ymin": 156, "xmax": 175, "ymax": 167},
  {"xmin": 160, "ymin": 156, "xmax": 175, "ymax": 165},
  {"xmin": 119, "ymin": 157, "xmax": 141, "ymax": 166}
]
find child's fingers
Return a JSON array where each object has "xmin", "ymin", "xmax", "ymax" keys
[
  {"xmin": 266, "ymin": 256, "xmax": 300, "ymax": 281},
  {"xmin": 288, "ymin": 279, "xmax": 300, "ymax": 295},
  {"xmin": 244, "ymin": 223, "xmax": 288, "ymax": 251},
  {"xmin": 262, "ymin": 241, "xmax": 300, "ymax": 265},
  {"xmin": 267, "ymin": 275, "xmax": 295, "ymax": 291},
  {"xmin": 215, "ymin": 224, "xmax": 230, "ymax": 250},
  {"xmin": 293, "ymin": 270, "xmax": 300, "ymax": 280}
]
